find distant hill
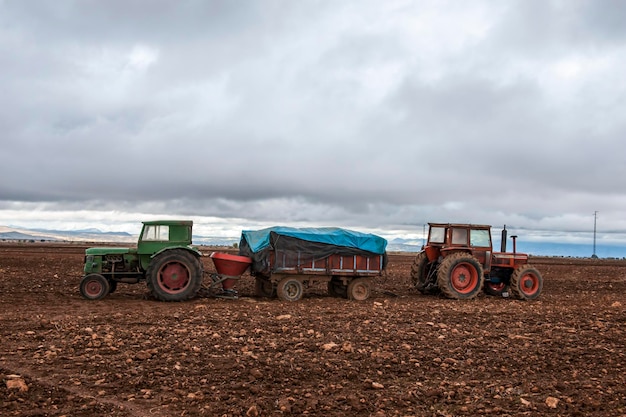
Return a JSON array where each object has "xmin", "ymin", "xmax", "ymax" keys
[
  {"xmin": 0, "ymin": 225, "xmax": 239, "ymax": 247},
  {"xmin": 0, "ymin": 231, "xmax": 51, "ymax": 241},
  {"xmin": 0, "ymin": 225, "xmax": 135, "ymax": 243}
]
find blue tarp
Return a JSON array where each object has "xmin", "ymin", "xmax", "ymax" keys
[{"xmin": 241, "ymin": 226, "xmax": 387, "ymax": 255}]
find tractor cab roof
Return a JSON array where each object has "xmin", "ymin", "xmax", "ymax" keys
[
  {"xmin": 429, "ymin": 223, "xmax": 492, "ymax": 230},
  {"xmin": 142, "ymin": 220, "xmax": 193, "ymax": 227}
]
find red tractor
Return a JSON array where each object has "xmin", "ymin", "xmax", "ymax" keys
[{"xmin": 411, "ymin": 223, "xmax": 543, "ymax": 300}]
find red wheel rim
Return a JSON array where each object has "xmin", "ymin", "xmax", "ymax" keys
[
  {"xmin": 450, "ymin": 262, "xmax": 479, "ymax": 294},
  {"xmin": 519, "ymin": 272, "xmax": 539, "ymax": 295},
  {"xmin": 84, "ymin": 279, "xmax": 104, "ymax": 297},
  {"xmin": 158, "ymin": 262, "xmax": 191, "ymax": 294},
  {"xmin": 488, "ymin": 282, "xmax": 506, "ymax": 291}
]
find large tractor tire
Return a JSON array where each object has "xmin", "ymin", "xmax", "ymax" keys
[
  {"xmin": 255, "ymin": 277, "xmax": 276, "ymax": 298},
  {"xmin": 80, "ymin": 274, "xmax": 110, "ymax": 300},
  {"xmin": 410, "ymin": 252, "xmax": 439, "ymax": 294},
  {"xmin": 436, "ymin": 253, "xmax": 484, "ymax": 300},
  {"xmin": 146, "ymin": 249, "xmax": 203, "ymax": 301},
  {"xmin": 510, "ymin": 265, "xmax": 543, "ymax": 300}
]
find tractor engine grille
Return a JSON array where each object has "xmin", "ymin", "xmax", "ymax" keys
[{"xmin": 103, "ymin": 254, "xmax": 125, "ymax": 272}]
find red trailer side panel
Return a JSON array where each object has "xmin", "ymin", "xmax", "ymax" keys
[{"xmin": 271, "ymin": 250, "xmax": 383, "ymax": 276}]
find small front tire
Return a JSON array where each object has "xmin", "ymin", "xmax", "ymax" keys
[
  {"xmin": 510, "ymin": 265, "xmax": 543, "ymax": 300},
  {"xmin": 80, "ymin": 274, "xmax": 110, "ymax": 300}
]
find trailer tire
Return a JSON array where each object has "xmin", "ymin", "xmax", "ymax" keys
[
  {"xmin": 80, "ymin": 274, "xmax": 110, "ymax": 300},
  {"xmin": 437, "ymin": 253, "xmax": 484, "ymax": 300},
  {"xmin": 347, "ymin": 278, "xmax": 371, "ymax": 301},
  {"xmin": 147, "ymin": 249, "xmax": 203, "ymax": 301},
  {"xmin": 510, "ymin": 265, "xmax": 543, "ymax": 300},
  {"xmin": 255, "ymin": 277, "xmax": 276, "ymax": 298},
  {"xmin": 277, "ymin": 278, "xmax": 304, "ymax": 302}
]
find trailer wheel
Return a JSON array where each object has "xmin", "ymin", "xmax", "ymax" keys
[
  {"xmin": 347, "ymin": 278, "xmax": 371, "ymax": 301},
  {"xmin": 147, "ymin": 250, "xmax": 203, "ymax": 301},
  {"xmin": 277, "ymin": 278, "xmax": 303, "ymax": 302},
  {"xmin": 80, "ymin": 274, "xmax": 110, "ymax": 300},
  {"xmin": 510, "ymin": 265, "xmax": 543, "ymax": 300},
  {"xmin": 410, "ymin": 252, "xmax": 439, "ymax": 294},
  {"xmin": 328, "ymin": 278, "xmax": 348, "ymax": 298},
  {"xmin": 255, "ymin": 277, "xmax": 276, "ymax": 298},
  {"xmin": 437, "ymin": 253, "xmax": 484, "ymax": 300}
]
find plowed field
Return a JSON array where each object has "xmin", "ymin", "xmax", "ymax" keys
[{"xmin": 1, "ymin": 243, "xmax": 625, "ymax": 416}]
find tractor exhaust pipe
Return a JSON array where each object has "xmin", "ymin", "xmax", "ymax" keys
[
  {"xmin": 501, "ymin": 225, "xmax": 507, "ymax": 252},
  {"xmin": 511, "ymin": 235, "xmax": 518, "ymax": 255}
]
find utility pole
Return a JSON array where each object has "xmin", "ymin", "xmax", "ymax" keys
[{"xmin": 592, "ymin": 211, "xmax": 598, "ymax": 258}]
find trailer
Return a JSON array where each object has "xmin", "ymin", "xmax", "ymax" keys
[
  {"xmin": 80, "ymin": 220, "xmax": 386, "ymax": 302},
  {"xmin": 236, "ymin": 226, "xmax": 388, "ymax": 301}
]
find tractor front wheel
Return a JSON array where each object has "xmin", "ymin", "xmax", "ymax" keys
[
  {"xmin": 436, "ymin": 253, "xmax": 484, "ymax": 300},
  {"xmin": 510, "ymin": 265, "xmax": 543, "ymax": 300},
  {"xmin": 277, "ymin": 278, "xmax": 304, "ymax": 302},
  {"xmin": 80, "ymin": 274, "xmax": 110, "ymax": 300},
  {"xmin": 147, "ymin": 250, "xmax": 203, "ymax": 301}
]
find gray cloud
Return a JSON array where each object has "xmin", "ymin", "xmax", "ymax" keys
[{"xmin": 1, "ymin": 0, "xmax": 625, "ymax": 243}]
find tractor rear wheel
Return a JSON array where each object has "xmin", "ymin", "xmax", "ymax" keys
[
  {"xmin": 436, "ymin": 253, "xmax": 484, "ymax": 300},
  {"xmin": 255, "ymin": 277, "xmax": 276, "ymax": 298},
  {"xmin": 347, "ymin": 278, "xmax": 371, "ymax": 301},
  {"xmin": 510, "ymin": 265, "xmax": 543, "ymax": 300},
  {"xmin": 410, "ymin": 252, "xmax": 439, "ymax": 294},
  {"xmin": 147, "ymin": 250, "xmax": 203, "ymax": 301},
  {"xmin": 277, "ymin": 278, "xmax": 304, "ymax": 302},
  {"xmin": 80, "ymin": 274, "xmax": 110, "ymax": 300}
]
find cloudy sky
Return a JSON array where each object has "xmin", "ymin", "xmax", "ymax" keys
[{"xmin": 1, "ymin": 0, "xmax": 625, "ymax": 244}]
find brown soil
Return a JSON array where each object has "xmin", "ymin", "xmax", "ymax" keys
[{"xmin": 1, "ymin": 242, "xmax": 625, "ymax": 416}]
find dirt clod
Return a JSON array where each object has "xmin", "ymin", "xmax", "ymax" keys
[{"xmin": 1, "ymin": 243, "xmax": 625, "ymax": 416}]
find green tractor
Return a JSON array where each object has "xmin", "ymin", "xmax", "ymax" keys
[{"xmin": 80, "ymin": 220, "xmax": 203, "ymax": 301}]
